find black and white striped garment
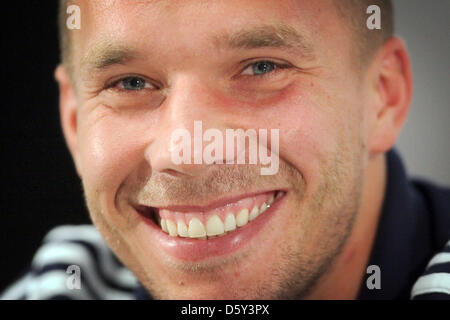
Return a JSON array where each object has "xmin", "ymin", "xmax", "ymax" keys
[
  {"xmin": 1, "ymin": 225, "xmax": 139, "ymax": 300},
  {"xmin": 2, "ymin": 225, "xmax": 449, "ymax": 300},
  {"xmin": 411, "ymin": 240, "xmax": 450, "ymax": 300}
]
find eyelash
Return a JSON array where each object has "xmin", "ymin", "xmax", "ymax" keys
[
  {"xmin": 104, "ymin": 75, "xmax": 157, "ymax": 92},
  {"xmin": 238, "ymin": 60, "xmax": 292, "ymax": 78},
  {"xmin": 104, "ymin": 60, "xmax": 292, "ymax": 93}
]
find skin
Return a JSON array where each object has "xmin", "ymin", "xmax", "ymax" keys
[{"xmin": 56, "ymin": 0, "xmax": 412, "ymax": 299}]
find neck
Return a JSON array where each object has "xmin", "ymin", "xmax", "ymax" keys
[{"xmin": 306, "ymin": 153, "xmax": 387, "ymax": 299}]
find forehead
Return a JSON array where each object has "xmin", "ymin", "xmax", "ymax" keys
[
  {"xmin": 71, "ymin": 0, "xmax": 347, "ymax": 69},
  {"xmin": 81, "ymin": 0, "xmax": 318, "ymax": 29}
]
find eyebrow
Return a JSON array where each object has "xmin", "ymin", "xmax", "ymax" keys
[
  {"xmin": 81, "ymin": 40, "xmax": 139, "ymax": 71},
  {"xmin": 80, "ymin": 24, "xmax": 314, "ymax": 74},
  {"xmin": 220, "ymin": 24, "xmax": 314, "ymax": 57}
]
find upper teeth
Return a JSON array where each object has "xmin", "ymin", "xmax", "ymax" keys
[{"xmin": 157, "ymin": 192, "xmax": 277, "ymax": 239}]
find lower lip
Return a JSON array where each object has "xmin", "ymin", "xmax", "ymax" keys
[{"xmin": 134, "ymin": 192, "xmax": 286, "ymax": 262}]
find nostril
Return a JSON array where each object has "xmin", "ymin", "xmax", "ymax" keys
[{"xmin": 161, "ymin": 168, "xmax": 186, "ymax": 177}]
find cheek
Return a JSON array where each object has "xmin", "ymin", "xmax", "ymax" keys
[
  {"xmin": 270, "ymin": 79, "xmax": 364, "ymax": 210},
  {"xmin": 210, "ymin": 78, "xmax": 357, "ymax": 192},
  {"xmin": 273, "ymin": 82, "xmax": 352, "ymax": 184},
  {"xmin": 77, "ymin": 106, "xmax": 150, "ymax": 194}
]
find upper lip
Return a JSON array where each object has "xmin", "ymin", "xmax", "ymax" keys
[{"xmin": 134, "ymin": 189, "xmax": 282, "ymax": 213}]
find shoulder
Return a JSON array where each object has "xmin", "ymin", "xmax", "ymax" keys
[
  {"xmin": 411, "ymin": 240, "xmax": 450, "ymax": 300},
  {"xmin": 1, "ymin": 225, "xmax": 138, "ymax": 300},
  {"xmin": 412, "ymin": 178, "xmax": 450, "ymax": 249},
  {"xmin": 409, "ymin": 179, "xmax": 450, "ymax": 300}
]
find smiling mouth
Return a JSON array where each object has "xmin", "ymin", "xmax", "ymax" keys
[{"xmin": 135, "ymin": 190, "xmax": 285, "ymax": 240}]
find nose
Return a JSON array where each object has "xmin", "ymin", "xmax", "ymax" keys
[{"xmin": 144, "ymin": 75, "xmax": 226, "ymax": 177}]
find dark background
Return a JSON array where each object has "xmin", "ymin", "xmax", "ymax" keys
[{"xmin": 1, "ymin": 1, "xmax": 89, "ymax": 292}]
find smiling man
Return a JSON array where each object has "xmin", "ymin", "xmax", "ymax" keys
[{"xmin": 2, "ymin": 0, "xmax": 449, "ymax": 300}]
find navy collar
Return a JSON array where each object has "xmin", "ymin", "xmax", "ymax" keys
[
  {"xmin": 133, "ymin": 150, "xmax": 435, "ymax": 300},
  {"xmin": 357, "ymin": 149, "xmax": 434, "ymax": 299},
  {"xmin": 134, "ymin": 284, "xmax": 152, "ymax": 300}
]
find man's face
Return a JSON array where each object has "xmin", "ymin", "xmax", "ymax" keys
[{"xmin": 68, "ymin": 0, "xmax": 372, "ymax": 299}]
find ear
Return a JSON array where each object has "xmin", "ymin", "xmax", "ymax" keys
[
  {"xmin": 367, "ymin": 37, "xmax": 413, "ymax": 155},
  {"xmin": 55, "ymin": 65, "xmax": 83, "ymax": 177}
]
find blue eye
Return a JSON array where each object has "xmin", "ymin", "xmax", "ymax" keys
[
  {"xmin": 252, "ymin": 61, "xmax": 276, "ymax": 75},
  {"xmin": 120, "ymin": 77, "xmax": 148, "ymax": 90},
  {"xmin": 242, "ymin": 61, "xmax": 277, "ymax": 76}
]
